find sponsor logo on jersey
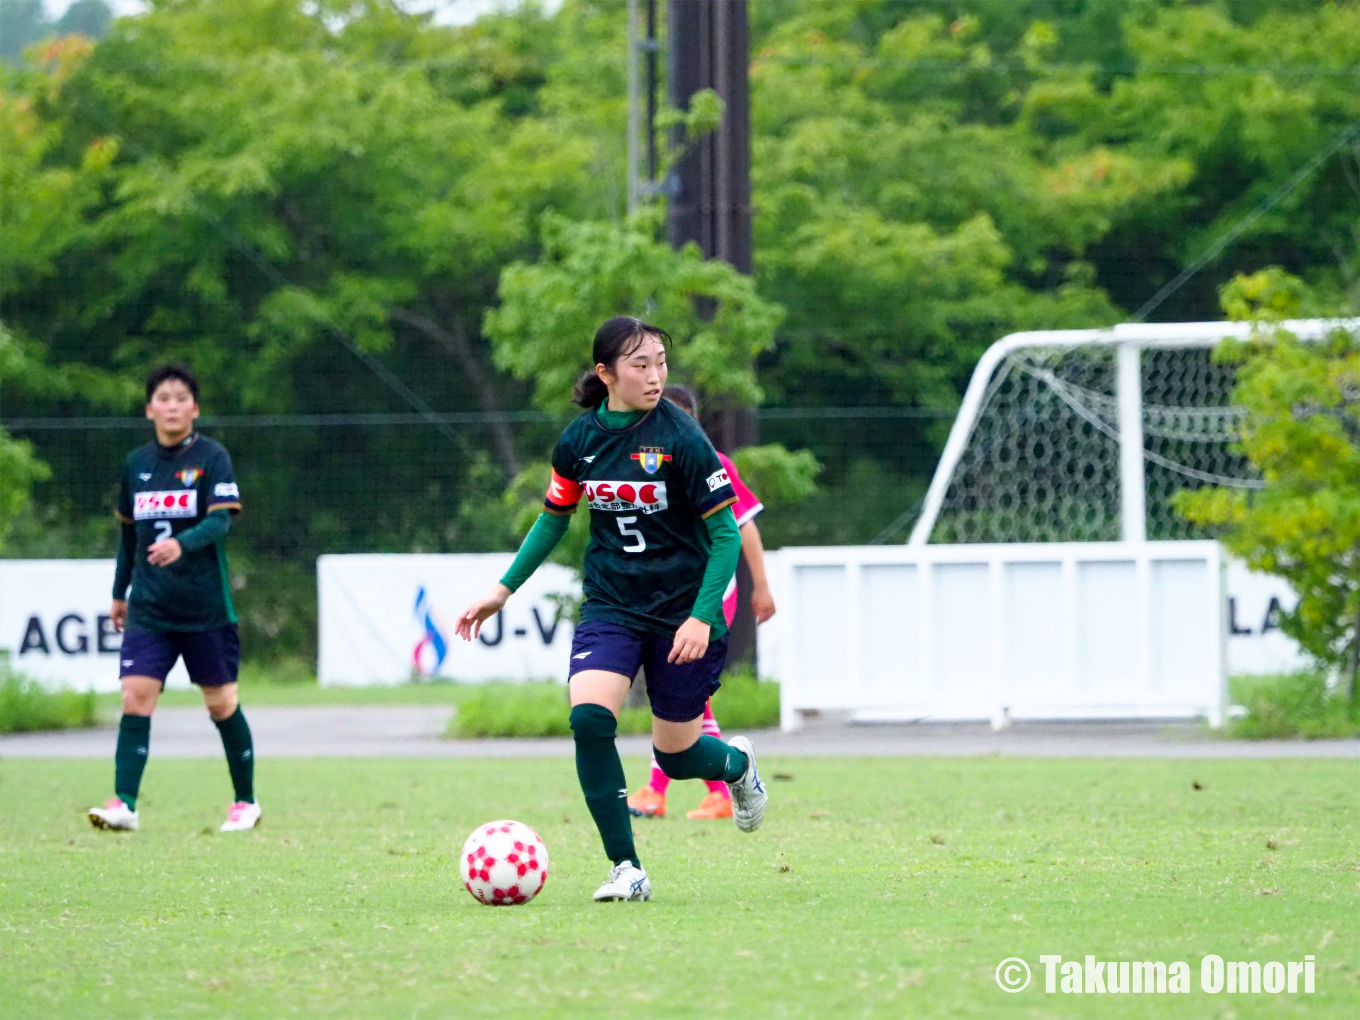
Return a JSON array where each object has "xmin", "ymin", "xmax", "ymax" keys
[
  {"xmin": 706, "ymin": 468, "xmax": 731, "ymax": 492},
  {"xmin": 176, "ymin": 468, "xmax": 203, "ymax": 487},
  {"xmin": 586, "ymin": 480, "xmax": 668, "ymax": 514},
  {"xmin": 630, "ymin": 447, "xmax": 672, "ymax": 475},
  {"xmin": 213, "ymin": 482, "xmax": 239, "ymax": 499},
  {"xmin": 134, "ymin": 490, "xmax": 198, "ymax": 519}
]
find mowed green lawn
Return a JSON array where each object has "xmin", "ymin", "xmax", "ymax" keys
[{"xmin": 0, "ymin": 757, "xmax": 1356, "ymax": 1019}]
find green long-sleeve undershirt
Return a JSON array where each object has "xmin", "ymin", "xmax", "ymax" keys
[
  {"xmin": 112, "ymin": 510, "xmax": 232, "ymax": 599},
  {"xmin": 498, "ymin": 508, "xmax": 742, "ymax": 634}
]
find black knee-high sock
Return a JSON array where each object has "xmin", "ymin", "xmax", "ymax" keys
[
  {"xmin": 570, "ymin": 704, "xmax": 639, "ymax": 868},
  {"xmin": 653, "ymin": 735, "xmax": 748, "ymax": 784},
  {"xmin": 115, "ymin": 713, "xmax": 151, "ymax": 810},
  {"xmin": 213, "ymin": 706, "xmax": 255, "ymax": 804}
]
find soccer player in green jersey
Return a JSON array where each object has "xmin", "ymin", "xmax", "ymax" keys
[
  {"xmin": 457, "ymin": 317, "xmax": 768, "ymax": 902},
  {"xmin": 88, "ymin": 365, "xmax": 260, "ymax": 834}
]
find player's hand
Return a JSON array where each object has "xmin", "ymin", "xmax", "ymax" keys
[
  {"xmin": 110, "ymin": 600, "xmax": 128, "ymax": 632},
  {"xmin": 668, "ymin": 617, "xmax": 710, "ymax": 665},
  {"xmin": 752, "ymin": 584, "xmax": 777, "ymax": 624},
  {"xmin": 456, "ymin": 584, "xmax": 511, "ymax": 641},
  {"xmin": 147, "ymin": 537, "xmax": 183, "ymax": 566}
]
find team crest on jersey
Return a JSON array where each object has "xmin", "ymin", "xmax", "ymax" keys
[
  {"xmin": 176, "ymin": 468, "xmax": 203, "ymax": 487},
  {"xmin": 630, "ymin": 447, "xmax": 672, "ymax": 475}
]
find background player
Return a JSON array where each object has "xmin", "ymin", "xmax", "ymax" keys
[
  {"xmin": 88, "ymin": 365, "xmax": 259, "ymax": 834},
  {"xmin": 456, "ymin": 317, "xmax": 768, "ymax": 902},
  {"xmin": 628, "ymin": 384, "xmax": 776, "ymax": 821}
]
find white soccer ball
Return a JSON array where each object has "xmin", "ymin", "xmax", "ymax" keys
[{"xmin": 459, "ymin": 820, "xmax": 549, "ymax": 906}]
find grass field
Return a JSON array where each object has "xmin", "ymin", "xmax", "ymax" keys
[{"xmin": 1, "ymin": 757, "xmax": 1356, "ymax": 1019}]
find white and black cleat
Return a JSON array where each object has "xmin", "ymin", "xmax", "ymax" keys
[
  {"xmin": 88, "ymin": 799, "xmax": 138, "ymax": 832},
  {"xmin": 725, "ymin": 735, "xmax": 767, "ymax": 833},
  {"xmin": 593, "ymin": 862, "xmax": 652, "ymax": 902}
]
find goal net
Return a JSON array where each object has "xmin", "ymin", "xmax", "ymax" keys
[{"xmin": 908, "ymin": 322, "xmax": 1341, "ymax": 546}]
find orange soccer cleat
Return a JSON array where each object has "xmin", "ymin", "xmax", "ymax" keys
[
  {"xmin": 685, "ymin": 791, "xmax": 733, "ymax": 820},
  {"xmin": 627, "ymin": 786, "xmax": 667, "ymax": 818}
]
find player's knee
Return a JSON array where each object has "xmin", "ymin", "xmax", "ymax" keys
[
  {"xmin": 569, "ymin": 703, "xmax": 616, "ymax": 743},
  {"xmin": 203, "ymin": 684, "xmax": 238, "ymax": 721}
]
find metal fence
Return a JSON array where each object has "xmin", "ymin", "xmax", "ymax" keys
[{"xmin": 4, "ymin": 407, "xmax": 949, "ymax": 561}]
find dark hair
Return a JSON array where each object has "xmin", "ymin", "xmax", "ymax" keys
[
  {"xmin": 572, "ymin": 316, "xmax": 671, "ymax": 408},
  {"xmin": 662, "ymin": 384, "xmax": 697, "ymax": 417},
  {"xmin": 145, "ymin": 363, "xmax": 200, "ymax": 403}
]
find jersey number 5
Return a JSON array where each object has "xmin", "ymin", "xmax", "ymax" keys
[
  {"xmin": 153, "ymin": 520, "xmax": 173, "ymax": 543},
  {"xmin": 616, "ymin": 516, "xmax": 646, "ymax": 553}
]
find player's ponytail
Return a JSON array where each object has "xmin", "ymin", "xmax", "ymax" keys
[{"xmin": 572, "ymin": 316, "xmax": 672, "ymax": 408}]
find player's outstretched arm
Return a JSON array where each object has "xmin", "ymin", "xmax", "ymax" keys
[
  {"xmin": 456, "ymin": 584, "xmax": 512, "ymax": 641},
  {"xmin": 456, "ymin": 510, "xmax": 572, "ymax": 641}
]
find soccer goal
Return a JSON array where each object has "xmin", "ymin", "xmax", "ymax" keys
[
  {"xmin": 908, "ymin": 319, "xmax": 1351, "ymax": 547},
  {"xmin": 763, "ymin": 318, "xmax": 1354, "ymax": 730}
]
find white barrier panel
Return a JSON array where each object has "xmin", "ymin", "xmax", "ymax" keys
[
  {"xmin": 758, "ymin": 542, "xmax": 1228, "ymax": 731},
  {"xmin": 0, "ymin": 559, "xmax": 190, "ymax": 692},
  {"xmin": 317, "ymin": 554, "xmax": 579, "ymax": 685},
  {"xmin": 1226, "ymin": 559, "xmax": 1307, "ymax": 675}
]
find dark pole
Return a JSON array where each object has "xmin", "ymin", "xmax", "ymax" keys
[
  {"xmin": 646, "ymin": 0, "xmax": 658, "ymax": 186},
  {"xmin": 668, "ymin": 0, "xmax": 759, "ymax": 669}
]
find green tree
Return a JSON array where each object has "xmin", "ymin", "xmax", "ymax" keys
[
  {"xmin": 0, "ymin": 325, "xmax": 52, "ymax": 551},
  {"xmin": 485, "ymin": 211, "xmax": 783, "ymax": 412},
  {"xmin": 1178, "ymin": 269, "xmax": 1360, "ymax": 698}
]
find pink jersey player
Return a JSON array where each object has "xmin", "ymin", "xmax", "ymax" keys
[{"xmin": 628, "ymin": 387, "xmax": 775, "ymax": 821}]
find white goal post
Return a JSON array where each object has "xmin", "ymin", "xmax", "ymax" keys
[{"xmin": 908, "ymin": 319, "xmax": 1357, "ymax": 547}]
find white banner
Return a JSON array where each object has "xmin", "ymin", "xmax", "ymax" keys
[
  {"xmin": 0, "ymin": 560, "xmax": 190, "ymax": 692},
  {"xmin": 1225, "ymin": 559, "xmax": 1308, "ymax": 676},
  {"xmin": 317, "ymin": 554, "xmax": 580, "ymax": 686}
]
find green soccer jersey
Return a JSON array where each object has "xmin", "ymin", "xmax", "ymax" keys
[
  {"xmin": 546, "ymin": 399, "xmax": 739, "ymax": 637},
  {"xmin": 114, "ymin": 433, "xmax": 242, "ymax": 632}
]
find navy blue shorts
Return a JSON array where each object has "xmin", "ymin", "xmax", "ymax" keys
[
  {"xmin": 119, "ymin": 625, "xmax": 240, "ymax": 688},
  {"xmin": 568, "ymin": 619, "xmax": 728, "ymax": 723}
]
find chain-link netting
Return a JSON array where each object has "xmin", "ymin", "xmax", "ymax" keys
[{"xmin": 929, "ymin": 342, "xmax": 1259, "ymax": 544}]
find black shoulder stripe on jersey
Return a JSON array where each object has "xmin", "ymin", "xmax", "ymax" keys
[{"xmin": 699, "ymin": 496, "xmax": 738, "ymax": 520}]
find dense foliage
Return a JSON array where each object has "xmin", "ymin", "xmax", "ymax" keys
[
  {"xmin": 3, "ymin": 0, "xmax": 1359, "ymax": 660},
  {"xmin": 1178, "ymin": 270, "xmax": 1360, "ymax": 696}
]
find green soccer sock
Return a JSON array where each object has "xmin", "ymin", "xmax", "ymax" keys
[
  {"xmin": 114, "ymin": 713, "xmax": 151, "ymax": 811},
  {"xmin": 653, "ymin": 735, "xmax": 748, "ymax": 785},
  {"xmin": 569, "ymin": 704, "xmax": 640, "ymax": 868},
  {"xmin": 213, "ymin": 706, "xmax": 255, "ymax": 804}
]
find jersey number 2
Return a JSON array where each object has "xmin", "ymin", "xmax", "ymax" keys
[
  {"xmin": 616, "ymin": 516, "xmax": 646, "ymax": 553},
  {"xmin": 153, "ymin": 520, "xmax": 173, "ymax": 543}
]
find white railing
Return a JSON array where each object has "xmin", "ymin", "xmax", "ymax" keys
[{"xmin": 758, "ymin": 542, "xmax": 1226, "ymax": 731}]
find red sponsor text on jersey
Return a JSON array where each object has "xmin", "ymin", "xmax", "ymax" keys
[
  {"xmin": 134, "ymin": 490, "xmax": 199, "ymax": 519},
  {"xmin": 585, "ymin": 480, "xmax": 668, "ymax": 514}
]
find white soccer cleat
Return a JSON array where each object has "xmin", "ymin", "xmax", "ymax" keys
[
  {"xmin": 88, "ymin": 798, "xmax": 138, "ymax": 832},
  {"xmin": 592, "ymin": 862, "xmax": 652, "ymax": 902},
  {"xmin": 220, "ymin": 801, "xmax": 262, "ymax": 833},
  {"xmin": 725, "ymin": 735, "xmax": 767, "ymax": 833}
]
